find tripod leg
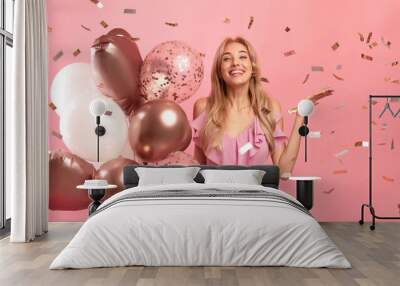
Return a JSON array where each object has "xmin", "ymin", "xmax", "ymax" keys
[
  {"xmin": 370, "ymin": 206, "xmax": 376, "ymax": 231},
  {"xmin": 359, "ymin": 204, "xmax": 366, "ymax": 225}
]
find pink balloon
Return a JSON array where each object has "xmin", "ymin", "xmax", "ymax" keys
[{"xmin": 140, "ymin": 41, "xmax": 204, "ymax": 103}]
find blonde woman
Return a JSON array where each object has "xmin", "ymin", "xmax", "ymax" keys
[{"xmin": 192, "ymin": 36, "xmax": 326, "ymax": 176}]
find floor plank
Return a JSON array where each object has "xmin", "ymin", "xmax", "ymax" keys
[{"xmin": 0, "ymin": 222, "xmax": 399, "ymax": 286}]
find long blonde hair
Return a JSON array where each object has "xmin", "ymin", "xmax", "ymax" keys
[{"xmin": 200, "ymin": 36, "xmax": 276, "ymax": 152}]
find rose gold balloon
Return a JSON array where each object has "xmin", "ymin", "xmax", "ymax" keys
[
  {"xmin": 49, "ymin": 150, "xmax": 94, "ymax": 210},
  {"xmin": 95, "ymin": 156, "xmax": 138, "ymax": 199},
  {"xmin": 92, "ymin": 28, "xmax": 144, "ymax": 115},
  {"xmin": 128, "ymin": 99, "xmax": 192, "ymax": 162}
]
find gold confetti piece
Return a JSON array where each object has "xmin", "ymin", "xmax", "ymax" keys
[
  {"xmin": 288, "ymin": 107, "xmax": 297, "ymax": 114},
  {"xmin": 333, "ymin": 170, "xmax": 348, "ymax": 175},
  {"xmin": 132, "ymin": 37, "xmax": 140, "ymax": 41},
  {"xmin": 48, "ymin": 26, "xmax": 53, "ymax": 32},
  {"xmin": 366, "ymin": 32, "xmax": 372, "ymax": 44},
  {"xmin": 284, "ymin": 50, "xmax": 296, "ymax": 57},
  {"xmin": 81, "ymin": 24, "xmax": 91, "ymax": 31},
  {"xmin": 336, "ymin": 64, "xmax": 342, "ymax": 70},
  {"xmin": 260, "ymin": 77, "xmax": 269, "ymax": 83},
  {"xmin": 51, "ymin": 131, "xmax": 63, "ymax": 140},
  {"xmin": 380, "ymin": 36, "xmax": 391, "ymax": 48},
  {"xmin": 48, "ymin": 102, "xmax": 57, "ymax": 110},
  {"xmin": 223, "ymin": 17, "xmax": 231, "ymax": 24},
  {"xmin": 384, "ymin": 77, "xmax": 391, "ymax": 82},
  {"xmin": 371, "ymin": 100, "xmax": 378, "ymax": 105},
  {"xmin": 354, "ymin": 141, "xmax": 362, "ymax": 147},
  {"xmin": 248, "ymin": 16, "xmax": 254, "ymax": 29},
  {"xmin": 332, "ymin": 73, "xmax": 344, "ymax": 81},
  {"xmin": 361, "ymin": 53, "xmax": 373, "ymax": 61},
  {"xmin": 368, "ymin": 42, "xmax": 378, "ymax": 49},
  {"xmin": 378, "ymin": 143, "xmax": 386, "ymax": 146},
  {"xmin": 284, "ymin": 26, "xmax": 290, "ymax": 32},
  {"xmin": 165, "ymin": 22, "xmax": 178, "ymax": 27},
  {"xmin": 309, "ymin": 89, "xmax": 334, "ymax": 102},
  {"xmin": 362, "ymin": 105, "xmax": 367, "ymax": 110},
  {"xmin": 90, "ymin": 0, "xmax": 103, "ymax": 8},
  {"xmin": 52, "ymin": 51, "xmax": 63, "ymax": 61},
  {"xmin": 309, "ymin": 131, "xmax": 320, "ymax": 138},
  {"xmin": 391, "ymin": 139, "xmax": 394, "ymax": 150},
  {"xmin": 392, "ymin": 79, "xmax": 400, "ymax": 84},
  {"xmin": 331, "ymin": 42, "xmax": 340, "ymax": 51},
  {"xmin": 323, "ymin": 188, "xmax": 335, "ymax": 194},
  {"xmin": 392, "ymin": 61, "xmax": 399, "ymax": 66},
  {"xmin": 73, "ymin": 49, "xmax": 81, "ymax": 57},
  {"xmin": 123, "ymin": 8, "xmax": 136, "ymax": 14},
  {"xmin": 330, "ymin": 130, "xmax": 335, "ymax": 134},
  {"xmin": 358, "ymin": 32, "xmax": 364, "ymax": 42},
  {"xmin": 100, "ymin": 20, "xmax": 108, "ymax": 28},
  {"xmin": 302, "ymin": 73, "xmax": 310, "ymax": 84},
  {"xmin": 383, "ymin": 176, "xmax": 394, "ymax": 182},
  {"xmin": 371, "ymin": 121, "xmax": 377, "ymax": 125},
  {"xmin": 335, "ymin": 149, "xmax": 349, "ymax": 157},
  {"xmin": 104, "ymin": 110, "xmax": 112, "ymax": 116},
  {"xmin": 199, "ymin": 52, "xmax": 206, "ymax": 57},
  {"xmin": 311, "ymin": 66, "xmax": 324, "ymax": 72}
]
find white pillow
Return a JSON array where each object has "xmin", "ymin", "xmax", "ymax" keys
[
  {"xmin": 135, "ymin": 167, "xmax": 201, "ymax": 186},
  {"xmin": 200, "ymin": 169, "xmax": 266, "ymax": 185}
]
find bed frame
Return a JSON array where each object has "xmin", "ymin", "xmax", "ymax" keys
[{"xmin": 123, "ymin": 165, "xmax": 280, "ymax": 189}]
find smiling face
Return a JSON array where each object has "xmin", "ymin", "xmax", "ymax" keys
[{"xmin": 220, "ymin": 41, "xmax": 253, "ymax": 88}]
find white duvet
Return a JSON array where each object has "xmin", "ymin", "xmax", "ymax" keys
[{"xmin": 50, "ymin": 183, "xmax": 351, "ymax": 269}]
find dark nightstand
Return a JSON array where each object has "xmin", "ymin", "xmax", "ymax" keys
[
  {"xmin": 289, "ymin": 177, "xmax": 321, "ymax": 210},
  {"xmin": 77, "ymin": 184, "xmax": 117, "ymax": 215}
]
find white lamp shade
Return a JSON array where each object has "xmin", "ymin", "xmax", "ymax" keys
[
  {"xmin": 89, "ymin": 99, "xmax": 106, "ymax": 117},
  {"xmin": 297, "ymin": 99, "xmax": 314, "ymax": 117}
]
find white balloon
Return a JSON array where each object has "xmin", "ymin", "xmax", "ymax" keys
[
  {"xmin": 60, "ymin": 98, "xmax": 128, "ymax": 162},
  {"xmin": 51, "ymin": 63, "xmax": 102, "ymax": 116}
]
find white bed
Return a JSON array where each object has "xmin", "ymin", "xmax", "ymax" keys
[{"xmin": 50, "ymin": 182, "xmax": 351, "ymax": 269}]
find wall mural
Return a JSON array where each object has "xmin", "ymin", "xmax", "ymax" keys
[{"xmin": 47, "ymin": 0, "xmax": 400, "ymax": 221}]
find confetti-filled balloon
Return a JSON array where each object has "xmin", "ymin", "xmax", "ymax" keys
[
  {"xmin": 92, "ymin": 28, "xmax": 144, "ymax": 115},
  {"xmin": 140, "ymin": 41, "xmax": 204, "ymax": 103},
  {"xmin": 128, "ymin": 99, "xmax": 192, "ymax": 162},
  {"xmin": 49, "ymin": 150, "xmax": 94, "ymax": 210}
]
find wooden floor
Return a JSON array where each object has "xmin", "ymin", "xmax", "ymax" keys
[{"xmin": 0, "ymin": 222, "xmax": 399, "ymax": 286}]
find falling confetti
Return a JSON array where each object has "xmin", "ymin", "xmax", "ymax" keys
[
  {"xmin": 52, "ymin": 51, "xmax": 64, "ymax": 61},
  {"xmin": 311, "ymin": 66, "xmax": 324, "ymax": 72},
  {"xmin": 371, "ymin": 100, "xmax": 378, "ymax": 105},
  {"xmin": 336, "ymin": 64, "xmax": 342, "ymax": 70},
  {"xmin": 392, "ymin": 61, "xmax": 398, "ymax": 66},
  {"xmin": 260, "ymin": 77, "xmax": 269, "ymax": 83},
  {"xmin": 284, "ymin": 26, "xmax": 290, "ymax": 32},
  {"xmin": 223, "ymin": 17, "xmax": 231, "ymax": 24},
  {"xmin": 332, "ymin": 73, "xmax": 344, "ymax": 81},
  {"xmin": 382, "ymin": 176, "xmax": 395, "ymax": 182},
  {"xmin": 81, "ymin": 24, "xmax": 91, "ymax": 31},
  {"xmin": 366, "ymin": 32, "xmax": 373, "ymax": 44},
  {"xmin": 308, "ymin": 131, "xmax": 320, "ymax": 138},
  {"xmin": 323, "ymin": 188, "xmax": 335, "ymax": 194},
  {"xmin": 100, "ymin": 21, "xmax": 108, "ymax": 28},
  {"xmin": 392, "ymin": 80, "xmax": 400, "ymax": 84},
  {"xmin": 73, "ymin": 49, "xmax": 81, "ymax": 57},
  {"xmin": 199, "ymin": 52, "xmax": 206, "ymax": 57},
  {"xmin": 90, "ymin": 0, "xmax": 104, "ymax": 8},
  {"xmin": 51, "ymin": 131, "xmax": 63, "ymax": 140},
  {"xmin": 330, "ymin": 130, "xmax": 335, "ymax": 134},
  {"xmin": 331, "ymin": 42, "xmax": 340, "ymax": 51},
  {"xmin": 333, "ymin": 170, "xmax": 348, "ymax": 175},
  {"xmin": 248, "ymin": 16, "xmax": 254, "ymax": 29},
  {"xmin": 123, "ymin": 8, "xmax": 136, "ymax": 14},
  {"xmin": 284, "ymin": 50, "xmax": 296, "ymax": 57},
  {"xmin": 48, "ymin": 26, "xmax": 53, "ymax": 33},
  {"xmin": 309, "ymin": 89, "xmax": 334, "ymax": 102},
  {"xmin": 391, "ymin": 139, "xmax": 394, "ymax": 150},
  {"xmin": 165, "ymin": 22, "xmax": 178, "ymax": 27},
  {"xmin": 377, "ymin": 143, "xmax": 386, "ymax": 146},
  {"xmin": 361, "ymin": 53, "xmax": 373, "ymax": 61},
  {"xmin": 335, "ymin": 149, "xmax": 349, "ymax": 158},
  {"xmin": 358, "ymin": 32, "xmax": 364, "ymax": 42},
  {"xmin": 288, "ymin": 107, "xmax": 297, "ymax": 114},
  {"xmin": 48, "ymin": 102, "xmax": 57, "ymax": 111},
  {"xmin": 104, "ymin": 110, "xmax": 112, "ymax": 116},
  {"xmin": 368, "ymin": 42, "xmax": 378, "ymax": 49},
  {"xmin": 132, "ymin": 37, "xmax": 140, "ymax": 41},
  {"xmin": 302, "ymin": 73, "xmax": 310, "ymax": 84},
  {"xmin": 380, "ymin": 36, "xmax": 391, "ymax": 48}
]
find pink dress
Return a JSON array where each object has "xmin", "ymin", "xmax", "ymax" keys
[{"xmin": 191, "ymin": 112, "xmax": 287, "ymax": 165}]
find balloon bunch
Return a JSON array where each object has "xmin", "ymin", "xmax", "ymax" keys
[{"xmin": 49, "ymin": 28, "xmax": 204, "ymax": 210}]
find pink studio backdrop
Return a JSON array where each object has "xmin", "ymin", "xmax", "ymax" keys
[{"xmin": 47, "ymin": 0, "xmax": 400, "ymax": 222}]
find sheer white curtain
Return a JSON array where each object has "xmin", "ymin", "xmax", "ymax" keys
[{"xmin": 8, "ymin": 0, "xmax": 49, "ymax": 242}]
